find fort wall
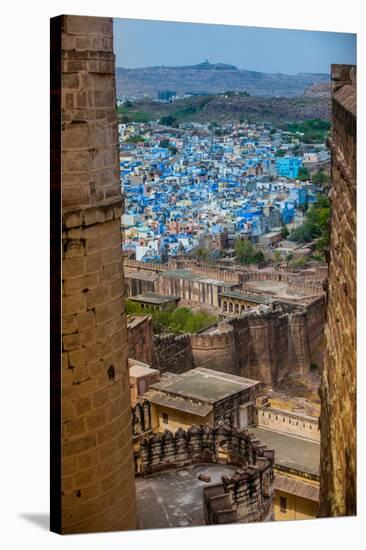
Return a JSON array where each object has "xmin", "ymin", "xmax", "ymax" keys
[
  {"xmin": 152, "ymin": 333, "xmax": 195, "ymax": 374},
  {"xmin": 255, "ymin": 406, "xmax": 320, "ymax": 442},
  {"xmin": 190, "ymin": 325, "xmax": 237, "ymax": 375},
  {"xmin": 135, "ymin": 425, "xmax": 274, "ymax": 524},
  {"xmin": 60, "ymin": 15, "xmax": 136, "ymax": 533},
  {"xmin": 151, "ymin": 301, "xmax": 322, "ymax": 387},
  {"xmin": 127, "ymin": 315, "xmax": 154, "ymax": 365},
  {"xmin": 319, "ymin": 65, "xmax": 356, "ymax": 517}
]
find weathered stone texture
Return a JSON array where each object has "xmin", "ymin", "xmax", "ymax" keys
[
  {"xmin": 151, "ymin": 298, "xmax": 325, "ymax": 387},
  {"xmin": 61, "ymin": 15, "xmax": 136, "ymax": 533},
  {"xmin": 135, "ymin": 425, "xmax": 274, "ymax": 524},
  {"xmin": 127, "ymin": 315, "xmax": 154, "ymax": 365},
  {"xmin": 152, "ymin": 333, "xmax": 195, "ymax": 374},
  {"xmin": 319, "ymin": 65, "xmax": 356, "ymax": 517}
]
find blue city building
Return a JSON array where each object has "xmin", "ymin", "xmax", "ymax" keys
[{"xmin": 276, "ymin": 156, "xmax": 302, "ymax": 179}]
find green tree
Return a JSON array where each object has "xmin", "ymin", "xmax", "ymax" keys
[
  {"xmin": 289, "ymin": 194, "xmax": 330, "ymax": 256},
  {"xmin": 298, "ymin": 167, "xmax": 310, "ymax": 181},
  {"xmin": 159, "ymin": 139, "xmax": 170, "ymax": 148},
  {"xmin": 159, "ymin": 115, "xmax": 178, "ymax": 127},
  {"xmin": 312, "ymin": 169, "xmax": 330, "ymax": 184},
  {"xmin": 273, "ymin": 250, "xmax": 283, "ymax": 265},
  {"xmin": 235, "ymin": 239, "xmax": 264, "ymax": 265},
  {"xmin": 126, "ymin": 134, "xmax": 144, "ymax": 144},
  {"xmin": 280, "ymin": 224, "xmax": 289, "ymax": 239}
]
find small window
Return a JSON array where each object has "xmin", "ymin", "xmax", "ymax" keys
[
  {"xmin": 162, "ymin": 412, "xmax": 168, "ymax": 424},
  {"xmin": 269, "ymin": 414, "xmax": 271, "ymax": 419},
  {"xmin": 310, "ymin": 425, "xmax": 312, "ymax": 430},
  {"xmin": 283, "ymin": 418, "xmax": 285, "ymax": 422},
  {"xmin": 276, "ymin": 416, "xmax": 278, "ymax": 420},
  {"xmin": 280, "ymin": 496, "xmax": 287, "ymax": 513},
  {"xmin": 289, "ymin": 419, "xmax": 291, "ymax": 424},
  {"xmin": 296, "ymin": 421, "xmax": 298, "ymax": 426},
  {"xmin": 262, "ymin": 412, "xmax": 264, "ymax": 416}
]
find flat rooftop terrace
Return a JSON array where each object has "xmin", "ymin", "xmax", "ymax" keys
[
  {"xmin": 130, "ymin": 292, "xmax": 180, "ymax": 305},
  {"xmin": 124, "ymin": 268, "xmax": 159, "ymax": 282},
  {"xmin": 162, "ymin": 268, "xmax": 236, "ymax": 287},
  {"xmin": 136, "ymin": 464, "xmax": 237, "ymax": 529},
  {"xmin": 150, "ymin": 367, "xmax": 259, "ymax": 404},
  {"xmin": 243, "ymin": 280, "xmax": 307, "ymax": 299},
  {"xmin": 250, "ymin": 426, "xmax": 320, "ymax": 476}
]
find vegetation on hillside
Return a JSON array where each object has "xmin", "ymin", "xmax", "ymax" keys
[
  {"xmin": 289, "ymin": 194, "xmax": 330, "ymax": 256},
  {"xmin": 116, "ymin": 95, "xmax": 331, "ymax": 125},
  {"xmin": 234, "ymin": 238, "xmax": 265, "ymax": 265},
  {"xmin": 125, "ymin": 302, "xmax": 217, "ymax": 334},
  {"xmin": 285, "ymin": 118, "xmax": 331, "ymax": 143}
]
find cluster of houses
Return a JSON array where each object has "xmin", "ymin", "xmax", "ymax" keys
[{"xmin": 119, "ymin": 120, "xmax": 328, "ymax": 262}]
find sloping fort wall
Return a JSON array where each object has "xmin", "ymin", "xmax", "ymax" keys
[
  {"xmin": 151, "ymin": 299, "xmax": 325, "ymax": 386},
  {"xmin": 319, "ymin": 64, "xmax": 356, "ymax": 517}
]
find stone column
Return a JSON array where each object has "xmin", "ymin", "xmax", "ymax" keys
[
  {"xmin": 319, "ymin": 64, "xmax": 356, "ymax": 517},
  {"xmin": 58, "ymin": 15, "xmax": 136, "ymax": 533}
]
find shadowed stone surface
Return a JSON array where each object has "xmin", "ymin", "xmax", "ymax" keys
[{"xmin": 136, "ymin": 464, "xmax": 237, "ymax": 529}]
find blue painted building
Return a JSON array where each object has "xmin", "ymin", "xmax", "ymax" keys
[{"xmin": 276, "ymin": 156, "xmax": 302, "ymax": 179}]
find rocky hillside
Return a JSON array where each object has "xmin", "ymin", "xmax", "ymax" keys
[
  {"xmin": 116, "ymin": 61, "xmax": 330, "ymax": 99},
  {"xmin": 303, "ymin": 82, "xmax": 331, "ymax": 98},
  {"xmin": 118, "ymin": 93, "xmax": 331, "ymax": 125}
]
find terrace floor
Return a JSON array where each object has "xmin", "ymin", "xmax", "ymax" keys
[{"xmin": 135, "ymin": 463, "xmax": 236, "ymax": 530}]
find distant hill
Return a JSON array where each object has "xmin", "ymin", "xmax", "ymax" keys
[
  {"xmin": 116, "ymin": 62, "xmax": 330, "ymax": 99},
  {"xmin": 117, "ymin": 93, "xmax": 331, "ymax": 125},
  {"xmin": 303, "ymin": 82, "xmax": 332, "ymax": 98}
]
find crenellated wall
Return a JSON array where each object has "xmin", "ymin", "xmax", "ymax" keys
[
  {"xmin": 152, "ymin": 333, "xmax": 195, "ymax": 374},
  {"xmin": 191, "ymin": 324, "xmax": 237, "ymax": 375},
  {"xmin": 150, "ymin": 300, "xmax": 323, "ymax": 387},
  {"xmin": 135, "ymin": 425, "xmax": 274, "ymax": 524}
]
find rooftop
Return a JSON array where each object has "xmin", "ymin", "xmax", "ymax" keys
[
  {"xmin": 149, "ymin": 367, "xmax": 259, "ymax": 404},
  {"xmin": 128, "ymin": 358, "xmax": 159, "ymax": 379},
  {"xmin": 274, "ymin": 474, "xmax": 319, "ymax": 502},
  {"xmin": 250, "ymin": 426, "xmax": 320, "ymax": 476},
  {"xmin": 124, "ymin": 268, "xmax": 159, "ymax": 282},
  {"xmin": 127, "ymin": 315, "xmax": 151, "ymax": 329},
  {"xmin": 162, "ymin": 268, "xmax": 231, "ymax": 287},
  {"xmin": 220, "ymin": 290, "xmax": 270, "ymax": 303},
  {"xmin": 146, "ymin": 392, "xmax": 212, "ymax": 417},
  {"xmin": 129, "ymin": 292, "xmax": 180, "ymax": 305}
]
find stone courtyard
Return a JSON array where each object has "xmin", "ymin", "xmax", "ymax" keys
[{"xmin": 136, "ymin": 464, "xmax": 237, "ymax": 529}]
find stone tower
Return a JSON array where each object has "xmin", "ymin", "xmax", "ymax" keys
[
  {"xmin": 319, "ymin": 65, "xmax": 356, "ymax": 517},
  {"xmin": 52, "ymin": 15, "xmax": 136, "ymax": 533}
]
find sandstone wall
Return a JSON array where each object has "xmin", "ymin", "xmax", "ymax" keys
[
  {"xmin": 191, "ymin": 325, "xmax": 237, "ymax": 375},
  {"xmin": 255, "ymin": 406, "xmax": 320, "ymax": 442},
  {"xmin": 152, "ymin": 333, "xmax": 195, "ymax": 374},
  {"xmin": 319, "ymin": 65, "xmax": 356, "ymax": 517},
  {"xmin": 151, "ymin": 302, "xmax": 319, "ymax": 387},
  {"xmin": 136, "ymin": 425, "xmax": 274, "ymax": 524},
  {"xmin": 59, "ymin": 15, "xmax": 136, "ymax": 533},
  {"xmin": 127, "ymin": 315, "xmax": 154, "ymax": 365}
]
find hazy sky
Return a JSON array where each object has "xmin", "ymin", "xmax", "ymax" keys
[{"xmin": 113, "ymin": 18, "xmax": 356, "ymax": 74}]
